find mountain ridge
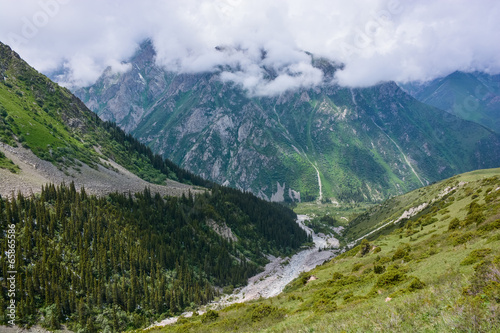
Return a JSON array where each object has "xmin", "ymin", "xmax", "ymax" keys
[
  {"xmin": 76, "ymin": 41, "xmax": 500, "ymax": 203},
  {"xmin": 0, "ymin": 41, "xmax": 209, "ymax": 197},
  {"xmin": 399, "ymin": 71, "xmax": 500, "ymax": 133}
]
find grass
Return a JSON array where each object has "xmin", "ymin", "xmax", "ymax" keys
[
  {"xmin": 0, "ymin": 48, "xmax": 174, "ymax": 185},
  {"xmin": 144, "ymin": 169, "xmax": 500, "ymax": 332},
  {"xmin": 294, "ymin": 202, "xmax": 375, "ymax": 222},
  {"xmin": 0, "ymin": 151, "xmax": 19, "ymax": 173}
]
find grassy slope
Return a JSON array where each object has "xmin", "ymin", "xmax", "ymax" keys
[
  {"xmin": 0, "ymin": 42, "xmax": 205, "ymax": 187},
  {"xmin": 0, "ymin": 151, "xmax": 19, "ymax": 173},
  {"xmin": 150, "ymin": 168, "xmax": 500, "ymax": 332}
]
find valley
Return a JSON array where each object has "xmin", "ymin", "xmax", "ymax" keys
[{"xmin": 0, "ymin": 2, "xmax": 499, "ymax": 331}]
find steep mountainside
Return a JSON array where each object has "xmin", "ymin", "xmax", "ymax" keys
[
  {"xmin": 0, "ymin": 41, "xmax": 209, "ymax": 197},
  {"xmin": 400, "ymin": 71, "xmax": 500, "ymax": 133},
  {"xmin": 76, "ymin": 41, "xmax": 500, "ymax": 203},
  {"xmin": 150, "ymin": 168, "xmax": 500, "ymax": 332}
]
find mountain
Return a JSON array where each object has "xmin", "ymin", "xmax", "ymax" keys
[
  {"xmin": 149, "ymin": 167, "xmax": 500, "ymax": 332},
  {"xmin": 0, "ymin": 41, "xmax": 210, "ymax": 198},
  {"xmin": 0, "ymin": 41, "xmax": 309, "ymax": 331},
  {"xmin": 75, "ymin": 41, "xmax": 500, "ymax": 203},
  {"xmin": 400, "ymin": 71, "xmax": 500, "ymax": 133}
]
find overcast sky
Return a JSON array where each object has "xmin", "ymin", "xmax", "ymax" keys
[{"xmin": 1, "ymin": 0, "xmax": 499, "ymax": 95}]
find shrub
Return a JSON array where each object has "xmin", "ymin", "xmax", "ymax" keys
[
  {"xmin": 450, "ymin": 231, "xmax": 476, "ymax": 246},
  {"xmin": 463, "ymin": 261, "xmax": 500, "ymax": 303},
  {"xmin": 223, "ymin": 285, "xmax": 234, "ymax": 294},
  {"xmin": 406, "ymin": 277, "xmax": 426, "ymax": 292},
  {"xmin": 378, "ymin": 256, "xmax": 391, "ymax": 264},
  {"xmin": 201, "ymin": 310, "xmax": 219, "ymax": 323},
  {"xmin": 250, "ymin": 304, "xmax": 285, "ymax": 322},
  {"xmin": 331, "ymin": 272, "xmax": 344, "ymax": 281},
  {"xmin": 351, "ymin": 263, "xmax": 363, "ymax": 272},
  {"xmin": 374, "ymin": 265, "xmax": 386, "ymax": 274},
  {"xmin": 360, "ymin": 239, "xmax": 371, "ymax": 256},
  {"xmin": 461, "ymin": 248, "xmax": 492, "ymax": 266},
  {"xmin": 392, "ymin": 244, "xmax": 411, "ymax": 261},
  {"xmin": 448, "ymin": 218, "xmax": 461, "ymax": 231},
  {"xmin": 314, "ymin": 298, "xmax": 337, "ymax": 313},
  {"xmin": 478, "ymin": 219, "xmax": 500, "ymax": 233},
  {"xmin": 374, "ymin": 266, "xmax": 407, "ymax": 288}
]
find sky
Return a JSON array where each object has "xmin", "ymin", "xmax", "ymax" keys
[{"xmin": 1, "ymin": 0, "xmax": 499, "ymax": 95}]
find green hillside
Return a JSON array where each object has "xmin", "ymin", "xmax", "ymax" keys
[
  {"xmin": 0, "ymin": 41, "xmax": 207, "ymax": 187},
  {"xmin": 152, "ymin": 168, "xmax": 500, "ymax": 332}
]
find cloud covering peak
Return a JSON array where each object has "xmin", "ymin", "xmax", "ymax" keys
[{"xmin": 1, "ymin": 0, "xmax": 499, "ymax": 94}]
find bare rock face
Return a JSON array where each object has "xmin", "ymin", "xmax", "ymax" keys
[
  {"xmin": 75, "ymin": 41, "xmax": 500, "ymax": 203},
  {"xmin": 206, "ymin": 219, "xmax": 237, "ymax": 242}
]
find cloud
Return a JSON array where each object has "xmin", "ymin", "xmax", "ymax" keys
[{"xmin": 1, "ymin": 0, "xmax": 499, "ymax": 93}]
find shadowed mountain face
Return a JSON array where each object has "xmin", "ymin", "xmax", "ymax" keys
[
  {"xmin": 75, "ymin": 41, "xmax": 500, "ymax": 203},
  {"xmin": 400, "ymin": 71, "xmax": 500, "ymax": 133}
]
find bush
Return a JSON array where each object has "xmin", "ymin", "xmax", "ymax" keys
[
  {"xmin": 201, "ymin": 310, "xmax": 219, "ymax": 323},
  {"xmin": 250, "ymin": 304, "xmax": 285, "ymax": 322},
  {"xmin": 463, "ymin": 261, "xmax": 500, "ymax": 303},
  {"xmin": 360, "ymin": 239, "xmax": 371, "ymax": 256},
  {"xmin": 406, "ymin": 277, "xmax": 426, "ymax": 292},
  {"xmin": 478, "ymin": 219, "xmax": 500, "ymax": 233},
  {"xmin": 450, "ymin": 231, "xmax": 476, "ymax": 246},
  {"xmin": 392, "ymin": 244, "xmax": 411, "ymax": 261},
  {"xmin": 374, "ymin": 266, "xmax": 407, "ymax": 288},
  {"xmin": 223, "ymin": 285, "xmax": 234, "ymax": 294},
  {"xmin": 314, "ymin": 298, "xmax": 337, "ymax": 313},
  {"xmin": 351, "ymin": 263, "xmax": 363, "ymax": 272},
  {"xmin": 461, "ymin": 248, "xmax": 492, "ymax": 266},
  {"xmin": 378, "ymin": 256, "xmax": 391, "ymax": 264},
  {"xmin": 448, "ymin": 218, "xmax": 461, "ymax": 231},
  {"xmin": 374, "ymin": 265, "xmax": 386, "ymax": 274}
]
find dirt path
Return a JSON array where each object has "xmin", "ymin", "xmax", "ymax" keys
[{"xmin": 149, "ymin": 215, "xmax": 339, "ymax": 329}]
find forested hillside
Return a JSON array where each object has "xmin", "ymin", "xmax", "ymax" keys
[{"xmin": 0, "ymin": 183, "xmax": 308, "ymax": 331}]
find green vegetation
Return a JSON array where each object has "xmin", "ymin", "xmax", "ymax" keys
[
  {"xmin": 150, "ymin": 169, "xmax": 500, "ymax": 332},
  {"xmin": 0, "ymin": 42, "xmax": 208, "ymax": 187},
  {"xmin": 0, "ymin": 183, "xmax": 307, "ymax": 331},
  {"xmin": 0, "ymin": 150, "xmax": 19, "ymax": 173}
]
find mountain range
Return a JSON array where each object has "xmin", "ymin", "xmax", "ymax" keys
[
  {"xmin": 75, "ymin": 41, "xmax": 500, "ymax": 203},
  {"xmin": 400, "ymin": 71, "xmax": 500, "ymax": 133}
]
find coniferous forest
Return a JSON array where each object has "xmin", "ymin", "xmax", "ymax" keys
[{"xmin": 0, "ymin": 183, "xmax": 308, "ymax": 331}]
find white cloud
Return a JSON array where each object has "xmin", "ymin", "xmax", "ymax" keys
[{"xmin": 1, "ymin": 0, "xmax": 499, "ymax": 93}]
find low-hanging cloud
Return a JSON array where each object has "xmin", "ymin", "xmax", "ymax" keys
[{"xmin": 1, "ymin": 0, "xmax": 499, "ymax": 94}]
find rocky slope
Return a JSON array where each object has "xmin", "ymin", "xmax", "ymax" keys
[{"xmin": 76, "ymin": 41, "xmax": 500, "ymax": 203}]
